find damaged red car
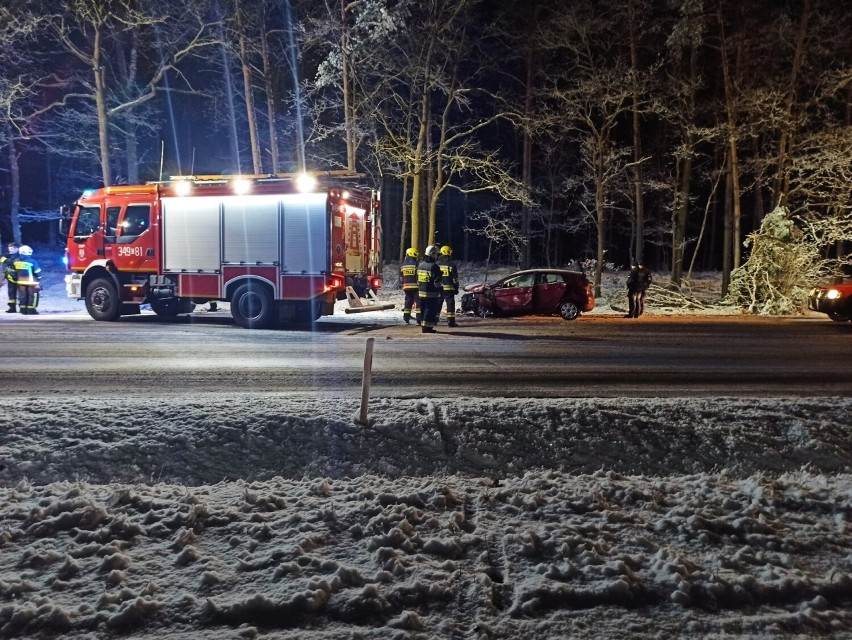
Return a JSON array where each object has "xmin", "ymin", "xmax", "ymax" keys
[{"xmin": 460, "ymin": 268, "xmax": 595, "ymax": 321}]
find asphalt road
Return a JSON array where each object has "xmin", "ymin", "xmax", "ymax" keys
[{"xmin": 1, "ymin": 310, "xmax": 850, "ymax": 397}]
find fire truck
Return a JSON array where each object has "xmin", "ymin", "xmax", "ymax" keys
[{"xmin": 61, "ymin": 172, "xmax": 389, "ymax": 328}]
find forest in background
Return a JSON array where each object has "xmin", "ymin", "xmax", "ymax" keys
[{"xmin": 0, "ymin": 0, "xmax": 850, "ymax": 298}]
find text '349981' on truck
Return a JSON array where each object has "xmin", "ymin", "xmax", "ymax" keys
[{"xmin": 60, "ymin": 172, "xmax": 390, "ymax": 329}]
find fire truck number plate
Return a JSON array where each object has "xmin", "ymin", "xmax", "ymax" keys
[{"xmin": 117, "ymin": 246, "xmax": 144, "ymax": 257}]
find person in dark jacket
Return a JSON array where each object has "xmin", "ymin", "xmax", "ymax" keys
[
  {"xmin": 1, "ymin": 242, "xmax": 18, "ymax": 313},
  {"xmin": 437, "ymin": 245, "xmax": 459, "ymax": 327},
  {"xmin": 626, "ymin": 260, "xmax": 652, "ymax": 318},
  {"xmin": 13, "ymin": 245, "xmax": 42, "ymax": 315},
  {"xmin": 399, "ymin": 247, "xmax": 421, "ymax": 324},
  {"xmin": 417, "ymin": 244, "xmax": 443, "ymax": 333}
]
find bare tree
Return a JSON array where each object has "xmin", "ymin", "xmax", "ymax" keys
[
  {"xmin": 48, "ymin": 0, "xmax": 219, "ymax": 186},
  {"xmin": 538, "ymin": 0, "xmax": 652, "ymax": 296}
]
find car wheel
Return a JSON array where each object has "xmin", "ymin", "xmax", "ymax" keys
[
  {"xmin": 558, "ymin": 300, "xmax": 580, "ymax": 321},
  {"xmin": 85, "ymin": 277, "xmax": 122, "ymax": 321},
  {"xmin": 231, "ymin": 282, "xmax": 276, "ymax": 329},
  {"xmin": 828, "ymin": 312, "xmax": 851, "ymax": 322},
  {"xmin": 476, "ymin": 304, "xmax": 490, "ymax": 318}
]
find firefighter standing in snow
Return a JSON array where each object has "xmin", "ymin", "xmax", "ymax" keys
[
  {"xmin": 417, "ymin": 245, "xmax": 443, "ymax": 333},
  {"xmin": 12, "ymin": 245, "xmax": 42, "ymax": 315},
  {"xmin": 437, "ymin": 245, "xmax": 459, "ymax": 327},
  {"xmin": 1, "ymin": 242, "xmax": 19, "ymax": 313},
  {"xmin": 399, "ymin": 247, "xmax": 421, "ymax": 324}
]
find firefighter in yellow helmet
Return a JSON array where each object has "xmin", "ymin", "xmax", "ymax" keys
[
  {"xmin": 437, "ymin": 245, "xmax": 459, "ymax": 327},
  {"xmin": 12, "ymin": 245, "xmax": 42, "ymax": 315},
  {"xmin": 1, "ymin": 242, "xmax": 19, "ymax": 313},
  {"xmin": 399, "ymin": 247, "xmax": 421, "ymax": 324},
  {"xmin": 417, "ymin": 244, "xmax": 443, "ymax": 333}
]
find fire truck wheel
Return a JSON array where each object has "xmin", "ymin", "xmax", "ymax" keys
[
  {"xmin": 231, "ymin": 283, "xmax": 276, "ymax": 329},
  {"xmin": 85, "ymin": 278, "xmax": 122, "ymax": 321}
]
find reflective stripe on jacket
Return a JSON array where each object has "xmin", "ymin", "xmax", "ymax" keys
[
  {"xmin": 400, "ymin": 255, "xmax": 419, "ymax": 290},
  {"xmin": 417, "ymin": 259, "xmax": 443, "ymax": 298},
  {"xmin": 12, "ymin": 258, "xmax": 41, "ymax": 285}
]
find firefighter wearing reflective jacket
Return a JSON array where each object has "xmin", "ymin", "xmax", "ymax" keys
[
  {"xmin": 1, "ymin": 242, "xmax": 18, "ymax": 313},
  {"xmin": 12, "ymin": 245, "xmax": 42, "ymax": 315},
  {"xmin": 417, "ymin": 245, "xmax": 443, "ymax": 333},
  {"xmin": 400, "ymin": 247, "xmax": 421, "ymax": 325},
  {"xmin": 437, "ymin": 245, "xmax": 459, "ymax": 327}
]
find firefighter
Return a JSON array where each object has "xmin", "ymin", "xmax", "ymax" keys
[
  {"xmin": 437, "ymin": 245, "xmax": 459, "ymax": 327},
  {"xmin": 1, "ymin": 242, "xmax": 18, "ymax": 313},
  {"xmin": 400, "ymin": 247, "xmax": 421, "ymax": 324},
  {"xmin": 13, "ymin": 245, "xmax": 42, "ymax": 315},
  {"xmin": 417, "ymin": 244, "xmax": 443, "ymax": 333}
]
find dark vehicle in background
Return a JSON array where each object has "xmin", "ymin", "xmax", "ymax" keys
[
  {"xmin": 461, "ymin": 268, "xmax": 595, "ymax": 321},
  {"xmin": 808, "ymin": 279, "xmax": 852, "ymax": 322}
]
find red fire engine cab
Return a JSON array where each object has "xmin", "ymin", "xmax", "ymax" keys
[{"xmin": 62, "ymin": 172, "xmax": 386, "ymax": 328}]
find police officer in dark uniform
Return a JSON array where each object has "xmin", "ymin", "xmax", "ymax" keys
[
  {"xmin": 626, "ymin": 260, "xmax": 652, "ymax": 318},
  {"xmin": 399, "ymin": 247, "xmax": 421, "ymax": 324},
  {"xmin": 635, "ymin": 262, "xmax": 652, "ymax": 317},
  {"xmin": 1, "ymin": 242, "xmax": 18, "ymax": 313},
  {"xmin": 417, "ymin": 244, "xmax": 443, "ymax": 333},
  {"xmin": 625, "ymin": 261, "xmax": 639, "ymax": 318},
  {"xmin": 437, "ymin": 245, "xmax": 459, "ymax": 327}
]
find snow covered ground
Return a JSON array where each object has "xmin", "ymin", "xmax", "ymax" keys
[{"xmin": 0, "ymin": 247, "xmax": 849, "ymax": 638}]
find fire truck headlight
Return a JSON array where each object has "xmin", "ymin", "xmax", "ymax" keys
[
  {"xmin": 825, "ymin": 289, "xmax": 841, "ymax": 300},
  {"xmin": 232, "ymin": 178, "xmax": 252, "ymax": 195},
  {"xmin": 296, "ymin": 173, "xmax": 317, "ymax": 193},
  {"xmin": 175, "ymin": 180, "xmax": 192, "ymax": 196}
]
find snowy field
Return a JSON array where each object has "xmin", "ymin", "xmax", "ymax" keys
[{"xmin": 0, "ymin": 248, "xmax": 849, "ymax": 638}]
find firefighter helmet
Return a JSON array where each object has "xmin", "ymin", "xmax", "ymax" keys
[
  {"xmin": 424, "ymin": 244, "xmax": 438, "ymax": 258},
  {"xmin": 405, "ymin": 247, "xmax": 419, "ymax": 258},
  {"xmin": 18, "ymin": 245, "xmax": 33, "ymax": 256},
  {"xmin": 440, "ymin": 245, "xmax": 452, "ymax": 256}
]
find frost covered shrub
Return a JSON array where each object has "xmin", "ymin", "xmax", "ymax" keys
[{"xmin": 726, "ymin": 206, "xmax": 826, "ymax": 315}]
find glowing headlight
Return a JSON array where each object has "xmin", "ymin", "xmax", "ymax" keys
[
  {"xmin": 174, "ymin": 180, "xmax": 192, "ymax": 196},
  {"xmin": 826, "ymin": 289, "xmax": 841, "ymax": 299},
  {"xmin": 232, "ymin": 178, "xmax": 252, "ymax": 195},
  {"xmin": 296, "ymin": 173, "xmax": 317, "ymax": 193}
]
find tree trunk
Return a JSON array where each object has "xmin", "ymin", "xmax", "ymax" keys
[
  {"xmin": 125, "ymin": 118, "xmax": 139, "ymax": 184},
  {"xmin": 718, "ymin": 3, "xmax": 743, "ymax": 269},
  {"xmin": 238, "ymin": 30, "xmax": 261, "ymax": 174},
  {"xmin": 721, "ymin": 158, "xmax": 733, "ymax": 296},
  {"xmin": 5, "ymin": 123, "xmax": 21, "ymax": 244},
  {"xmin": 340, "ymin": 0, "xmax": 356, "ymax": 172},
  {"xmin": 594, "ymin": 177, "xmax": 605, "ymax": 298},
  {"xmin": 93, "ymin": 27, "xmax": 112, "ymax": 186},
  {"xmin": 772, "ymin": 0, "xmax": 812, "ymax": 207},
  {"xmin": 398, "ymin": 176, "xmax": 410, "ymax": 261},
  {"xmin": 521, "ymin": 0, "xmax": 538, "ymax": 269},
  {"xmin": 260, "ymin": 23, "xmax": 280, "ymax": 173},
  {"xmin": 671, "ymin": 136, "xmax": 694, "ymax": 286},
  {"xmin": 628, "ymin": 0, "xmax": 644, "ymax": 264}
]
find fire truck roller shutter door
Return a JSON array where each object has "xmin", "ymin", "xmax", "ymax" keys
[
  {"xmin": 161, "ymin": 197, "xmax": 222, "ymax": 272},
  {"xmin": 281, "ymin": 193, "xmax": 328, "ymax": 274}
]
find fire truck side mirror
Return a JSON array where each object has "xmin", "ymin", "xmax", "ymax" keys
[{"xmin": 58, "ymin": 205, "xmax": 72, "ymax": 238}]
